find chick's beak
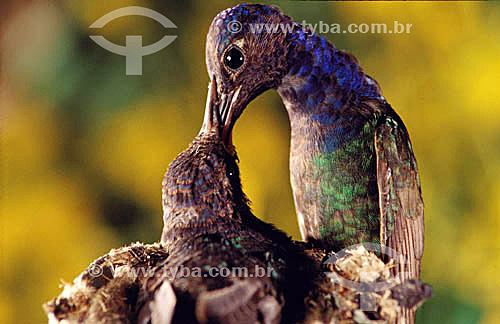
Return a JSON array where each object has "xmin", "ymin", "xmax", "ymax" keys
[
  {"xmin": 200, "ymin": 77, "xmax": 242, "ymax": 155},
  {"xmin": 200, "ymin": 77, "xmax": 219, "ymax": 135}
]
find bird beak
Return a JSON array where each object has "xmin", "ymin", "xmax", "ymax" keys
[
  {"xmin": 200, "ymin": 77, "xmax": 240, "ymax": 155},
  {"xmin": 218, "ymin": 85, "xmax": 242, "ymax": 150},
  {"xmin": 200, "ymin": 76, "xmax": 219, "ymax": 135}
]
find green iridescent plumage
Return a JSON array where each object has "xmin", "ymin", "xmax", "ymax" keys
[
  {"xmin": 309, "ymin": 119, "xmax": 380, "ymax": 248},
  {"xmin": 204, "ymin": 4, "xmax": 425, "ymax": 324}
]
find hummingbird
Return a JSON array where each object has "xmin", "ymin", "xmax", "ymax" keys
[
  {"xmin": 205, "ymin": 4, "xmax": 424, "ymax": 323},
  {"xmin": 155, "ymin": 77, "xmax": 314, "ymax": 324}
]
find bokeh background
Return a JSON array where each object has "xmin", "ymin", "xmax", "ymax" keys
[{"xmin": 1, "ymin": 1, "xmax": 499, "ymax": 323}]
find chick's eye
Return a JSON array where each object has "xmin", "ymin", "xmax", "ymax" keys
[{"xmin": 224, "ymin": 47, "xmax": 244, "ymax": 71}]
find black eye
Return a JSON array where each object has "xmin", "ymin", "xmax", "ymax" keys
[{"xmin": 224, "ymin": 47, "xmax": 245, "ymax": 71}]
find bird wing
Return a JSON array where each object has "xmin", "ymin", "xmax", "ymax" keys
[
  {"xmin": 374, "ymin": 114, "xmax": 425, "ymax": 282},
  {"xmin": 138, "ymin": 281, "xmax": 177, "ymax": 324},
  {"xmin": 195, "ymin": 279, "xmax": 282, "ymax": 324}
]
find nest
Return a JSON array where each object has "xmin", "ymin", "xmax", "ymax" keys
[{"xmin": 44, "ymin": 243, "xmax": 431, "ymax": 324}]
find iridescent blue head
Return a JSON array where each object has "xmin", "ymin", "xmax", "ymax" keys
[
  {"xmin": 206, "ymin": 4, "xmax": 382, "ymax": 141},
  {"xmin": 206, "ymin": 4, "xmax": 292, "ymax": 141}
]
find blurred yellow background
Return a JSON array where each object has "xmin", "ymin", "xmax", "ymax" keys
[{"xmin": 1, "ymin": 1, "xmax": 499, "ymax": 323}]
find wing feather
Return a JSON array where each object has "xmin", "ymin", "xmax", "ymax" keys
[{"xmin": 374, "ymin": 115, "xmax": 425, "ymax": 282}]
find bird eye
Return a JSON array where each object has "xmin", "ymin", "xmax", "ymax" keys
[{"xmin": 223, "ymin": 46, "xmax": 245, "ymax": 71}]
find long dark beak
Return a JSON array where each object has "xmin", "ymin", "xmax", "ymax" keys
[
  {"xmin": 200, "ymin": 77, "xmax": 242, "ymax": 150},
  {"xmin": 218, "ymin": 84, "xmax": 242, "ymax": 147}
]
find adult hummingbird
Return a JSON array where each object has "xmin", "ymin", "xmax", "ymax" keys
[{"xmin": 205, "ymin": 4, "xmax": 424, "ymax": 323}]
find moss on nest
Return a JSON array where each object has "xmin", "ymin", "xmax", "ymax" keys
[{"xmin": 44, "ymin": 243, "xmax": 431, "ymax": 324}]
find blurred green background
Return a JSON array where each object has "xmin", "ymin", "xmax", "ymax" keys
[{"xmin": 1, "ymin": 1, "xmax": 499, "ymax": 323}]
